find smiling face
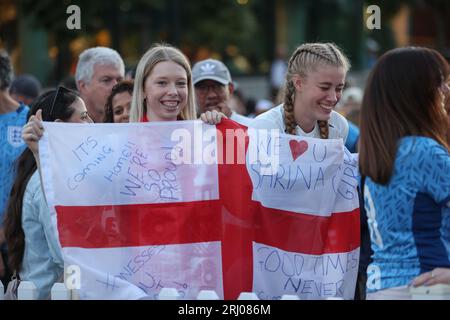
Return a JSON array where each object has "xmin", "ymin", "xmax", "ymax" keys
[
  {"xmin": 194, "ymin": 80, "xmax": 233, "ymax": 113},
  {"xmin": 112, "ymin": 91, "xmax": 132, "ymax": 123},
  {"xmin": 143, "ymin": 61, "xmax": 188, "ymax": 121},
  {"xmin": 293, "ymin": 65, "xmax": 346, "ymax": 131}
]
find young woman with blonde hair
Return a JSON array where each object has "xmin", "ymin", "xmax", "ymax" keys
[
  {"xmin": 130, "ymin": 43, "xmax": 223, "ymax": 125},
  {"xmin": 253, "ymin": 42, "xmax": 350, "ymax": 142}
]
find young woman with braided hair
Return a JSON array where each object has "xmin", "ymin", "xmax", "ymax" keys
[
  {"xmin": 253, "ymin": 42, "xmax": 350, "ymax": 142},
  {"xmin": 253, "ymin": 43, "xmax": 363, "ymax": 299}
]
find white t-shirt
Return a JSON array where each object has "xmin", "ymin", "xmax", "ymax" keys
[
  {"xmin": 230, "ymin": 111, "xmax": 254, "ymax": 127},
  {"xmin": 252, "ymin": 104, "xmax": 349, "ymax": 144}
]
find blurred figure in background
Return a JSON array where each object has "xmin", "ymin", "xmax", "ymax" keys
[
  {"xmin": 229, "ymin": 84, "xmax": 248, "ymax": 116},
  {"xmin": 339, "ymin": 87, "xmax": 363, "ymax": 123},
  {"xmin": 245, "ymin": 98, "xmax": 256, "ymax": 118},
  {"xmin": 269, "ymin": 46, "xmax": 288, "ymax": 104},
  {"xmin": 0, "ymin": 50, "xmax": 30, "ymax": 287},
  {"xmin": 60, "ymin": 75, "xmax": 78, "ymax": 91},
  {"xmin": 254, "ymin": 98, "xmax": 274, "ymax": 116},
  {"xmin": 75, "ymin": 47, "xmax": 125, "ymax": 123},
  {"xmin": 103, "ymin": 80, "xmax": 133, "ymax": 123},
  {"xmin": 9, "ymin": 74, "xmax": 41, "ymax": 106},
  {"xmin": 337, "ymin": 86, "xmax": 363, "ymax": 153}
]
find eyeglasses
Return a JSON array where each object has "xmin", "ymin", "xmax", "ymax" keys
[
  {"xmin": 195, "ymin": 82, "xmax": 225, "ymax": 95},
  {"xmin": 49, "ymin": 86, "xmax": 71, "ymax": 119}
]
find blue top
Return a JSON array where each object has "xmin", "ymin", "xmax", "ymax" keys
[
  {"xmin": 0, "ymin": 103, "xmax": 29, "ymax": 225},
  {"xmin": 345, "ymin": 121, "xmax": 359, "ymax": 153},
  {"xmin": 20, "ymin": 170, "xmax": 64, "ymax": 299},
  {"xmin": 364, "ymin": 136, "xmax": 450, "ymax": 292}
]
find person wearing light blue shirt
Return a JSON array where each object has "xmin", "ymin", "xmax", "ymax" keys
[
  {"xmin": 4, "ymin": 86, "xmax": 93, "ymax": 299},
  {"xmin": 21, "ymin": 170, "xmax": 64, "ymax": 299}
]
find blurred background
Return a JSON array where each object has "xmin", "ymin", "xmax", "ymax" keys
[{"xmin": 0, "ymin": 0, "xmax": 449, "ymax": 100}]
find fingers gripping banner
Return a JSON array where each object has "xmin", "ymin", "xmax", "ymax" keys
[{"xmin": 39, "ymin": 120, "xmax": 360, "ymax": 300}]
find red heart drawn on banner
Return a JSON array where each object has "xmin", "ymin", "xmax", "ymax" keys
[{"xmin": 289, "ymin": 140, "xmax": 308, "ymax": 161}]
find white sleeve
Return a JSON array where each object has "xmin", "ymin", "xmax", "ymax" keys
[{"xmin": 251, "ymin": 117, "xmax": 280, "ymax": 130}]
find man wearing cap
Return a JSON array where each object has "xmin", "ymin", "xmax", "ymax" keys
[
  {"xmin": 9, "ymin": 74, "xmax": 41, "ymax": 106},
  {"xmin": 192, "ymin": 59, "xmax": 253, "ymax": 127}
]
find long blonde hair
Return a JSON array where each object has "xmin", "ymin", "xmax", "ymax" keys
[
  {"xmin": 130, "ymin": 43, "xmax": 197, "ymax": 122},
  {"xmin": 283, "ymin": 43, "xmax": 350, "ymax": 137}
]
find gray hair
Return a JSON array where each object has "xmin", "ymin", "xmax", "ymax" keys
[
  {"xmin": 0, "ymin": 50, "xmax": 13, "ymax": 91},
  {"xmin": 75, "ymin": 47, "xmax": 125, "ymax": 84}
]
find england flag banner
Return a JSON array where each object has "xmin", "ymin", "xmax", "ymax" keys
[{"xmin": 39, "ymin": 119, "xmax": 360, "ymax": 300}]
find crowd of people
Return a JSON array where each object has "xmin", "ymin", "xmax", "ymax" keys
[{"xmin": 0, "ymin": 40, "xmax": 449, "ymax": 299}]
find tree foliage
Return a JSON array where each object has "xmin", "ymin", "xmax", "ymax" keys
[{"xmin": 179, "ymin": 0, "xmax": 257, "ymax": 52}]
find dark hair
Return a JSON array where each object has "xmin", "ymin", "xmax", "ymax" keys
[
  {"xmin": 0, "ymin": 50, "xmax": 13, "ymax": 90},
  {"xmin": 359, "ymin": 47, "xmax": 450, "ymax": 185},
  {"xmin": 3, "ymin": 88, "xmax": 79, "ymax": 272},
  {"xmin": 40, "ymin": 87, "xmax": 78, "ymax": 122},
  {"xmin": 103, "ymin": 80, "xmax": 134, "ymax": 123},
  {"xmin": 9, "ymin": 74, "xmax": 42, "ymax": 99}
]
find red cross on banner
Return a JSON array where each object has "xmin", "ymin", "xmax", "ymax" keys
[{"xmin": 41, "ymin": 119, "xmax": 360, "ymax": 300}]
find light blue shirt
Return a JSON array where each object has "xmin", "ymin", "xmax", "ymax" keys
[
  {"xmin": 20, "ymin": 170, "xmax": 64, "ymax": 299},
  {"xmin": 345, "ymin": 121, "xmax": 359, "ymax": 153}
]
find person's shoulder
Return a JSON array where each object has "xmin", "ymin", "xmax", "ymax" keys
[
  {"xmin": 399, "ymin": 136, "xmax": 449, "ymax": 164},
  {"xmin": 400, "ymin": 136, "xmax": 447, "ymax": 152},
  {"xmin": 255, "ymin": 104, "xmax": 283, "ymax": 118},
  {"xmin": 252, "ymin": 104, "xmax": 284, "ymax": 130},
  {"xmin": 330, "ymin": 110, "xmax": 348, "ymax": 127},
  {"xmin": 5, "ymin": 103, "xmax": 30, "ymax": 122},
  {"xmin": 25, "ymin": 171, "xmax": 42, "ymax": 198},
  {"xmin": 329, "ymin": 111, "xmax": 349, "ymax": 141},
  {"xmin": 18, "ymin": 103, "xmax": 30, "ymax": 113},
  {"xmin": 230, "ymin": 112, "xmax": 253, "ymax": 127},
  {"xmin": 347, "ymin": 121, "xmax": 359, "ymax": 133}
]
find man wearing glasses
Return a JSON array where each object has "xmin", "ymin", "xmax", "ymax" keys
[
  {"xmin": 75, "ymin": 47, "xmax": 125, "ymax": 123},
  {"xmin": 192, "ymin": 59, "xmax": 253, "ymax": 127}
]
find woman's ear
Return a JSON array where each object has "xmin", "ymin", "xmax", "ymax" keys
[
  {"xmin": 292, "ymin": 75, "xmax": 303, "ymax": 91},
  {"xmin": 54, "ymin": 119, "xmax": 63, "ymax": 122}
]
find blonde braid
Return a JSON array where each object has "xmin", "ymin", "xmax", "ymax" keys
[
  {"xmin": 283, "ymin": 81, "xmax": 297, "ymax": 135},
  {"xmin": 318, "ymin": 120, "xmax": 329, "ymax": 139},
  {"xmin": 282, "ymin": 46, "xmax": 307, "ymax": 135}
]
